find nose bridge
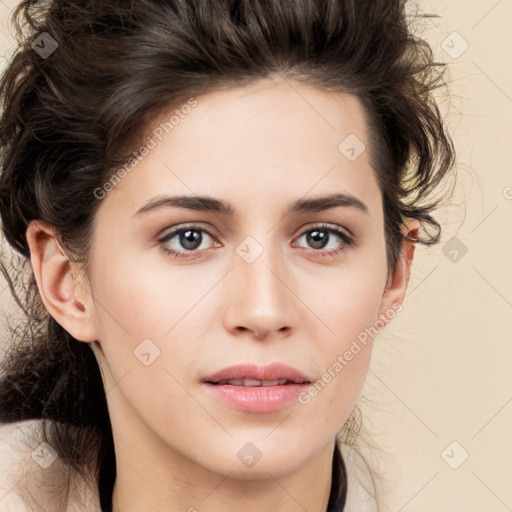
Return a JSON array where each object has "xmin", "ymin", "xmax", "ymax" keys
[{"xmin": 225, "ymin": 232, "xmax": 296, "ymax": 337}]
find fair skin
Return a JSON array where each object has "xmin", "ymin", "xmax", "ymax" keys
[{"xmin": 26, "ymin": 78, "xmax": 418, "ymax": 512}]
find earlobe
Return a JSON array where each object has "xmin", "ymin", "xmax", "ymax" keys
[{"xmin": 25, "ymin": 220, "xmax": 99, "ymax": 342}]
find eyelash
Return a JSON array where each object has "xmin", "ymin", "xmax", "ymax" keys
[{"xmin": 157, "ymin": 223, "xmax": 355, "ymax": 260}]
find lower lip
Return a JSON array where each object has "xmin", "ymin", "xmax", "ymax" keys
[{"xmin": 202, "ymin": 382, "xmax": 310, "ymax": 413}]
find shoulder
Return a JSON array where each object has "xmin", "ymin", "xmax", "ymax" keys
[
  {"xmin": 344, "ymin": 481, "xmax": 379, "ymax": 512},
  {"xmin": 342, "ymin": 445, "xmax": 379, "ymax": 512},
  {"xmin": 0, "ymin": 420, "xmax": 102, "ymax": 512},
  {"xmin": 0, "ymin": 420, "xmax": 43, "ymax": 511}
]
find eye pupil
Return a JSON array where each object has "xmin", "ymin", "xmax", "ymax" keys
[
  {"xmin": 307, "ymin": 230, "xmax": 328, "ymax": 249},
  {"xmin": 181, "ymin": 229, "xmax": 202, "ymax": 250}
]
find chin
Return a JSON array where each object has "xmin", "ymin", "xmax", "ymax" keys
[{"xmin": 200, "ymin": 444, "xmax": 311, "ymax": 480}]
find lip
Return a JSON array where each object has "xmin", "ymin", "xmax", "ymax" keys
[
  {"xmin": 201, "ymin": 363, "xmax": 312, "ymax": 413},
  {"xmin": 202, "ymin": 363, "xmax": 311, "ymax": 384},
  {"xmin": 202, "ymin": 382, "xmax": 310, "ymax": 412}
]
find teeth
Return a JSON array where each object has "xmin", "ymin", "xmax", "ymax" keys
[
  {"xmin": 244, "ymin": 379, "xmax": 263, "ymax": 386},
  {"xmin": 222, "ymin": 379, "xmax": 245, "ymax": 386},
  {"xmin": 217, "ymin": 379, "xmax": 291, "ymax": 386}
]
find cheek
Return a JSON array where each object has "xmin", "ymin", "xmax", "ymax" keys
[
  {"xmin": 308, "ymin": 254, "xmax": 387, "ymax": 345},
  {"xmin": 299, "ymin": 255, "xmax": 387, "ymax": 413},
  {"xmin": 93, "ymin": 248, "xmax": 210, "ymax": 337},
  {"xmin": 90, "ymin": 249, "xmax": 223, "ymax": 395},
  {"xmin": 89, "ymin": 253, "xmax": 203, "ymax": 436},
  {"xmin": 297, "ymin": 292, "xmax": 378, "ymax": 431}
]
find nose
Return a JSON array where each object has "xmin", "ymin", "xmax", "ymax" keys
[{"xmin": 223, "ymin": 238, "xmax": 298, "ymax": 341}]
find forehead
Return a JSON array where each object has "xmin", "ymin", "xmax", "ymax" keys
[{"xmin": 98, "ymin": 78, "xmax": 381, "ymax": 219}]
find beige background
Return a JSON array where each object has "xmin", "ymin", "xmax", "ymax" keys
[{"xmin": 1, "ymin": 1, "xmax": 511, "ymax": 511}]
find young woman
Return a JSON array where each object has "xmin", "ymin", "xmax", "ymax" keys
[{"xmin": 0, "ymin": 0, "xmax": 455, "ymax": 511}]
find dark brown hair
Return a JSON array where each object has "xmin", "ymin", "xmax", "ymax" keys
[{"xmin": 0, "ymin": 0, "xmax": 456, "ymax": 510}]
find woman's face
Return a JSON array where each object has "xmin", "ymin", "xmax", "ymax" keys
[{"xmin": 38, "ymin": 78, "xmax": 414, "ymax": 484}]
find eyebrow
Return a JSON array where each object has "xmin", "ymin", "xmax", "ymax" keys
[{"xmin": 134, "ymin": 192, "xmax": 369, "ymax": 217}]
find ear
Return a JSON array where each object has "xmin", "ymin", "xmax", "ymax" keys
[
  {"xmin": 378, "ymin": 218, "xmax": 421, "ymax": 321},
  {"xmin": 25, "ymin": 220, "xmax": 99, "ymax": 343}
]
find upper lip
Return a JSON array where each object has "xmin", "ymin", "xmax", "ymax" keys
[{"xmin": 203, "ymin": 363, "xmax": 311, "ymax": 384}]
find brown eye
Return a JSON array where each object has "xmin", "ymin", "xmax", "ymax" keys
[
  {"xmin": 159, "ymin": 226, "xmax": 219, "ymax": 258},
  {"xmin": 294, "ymin": 224, "xmax": 355, "ymax": 256}
]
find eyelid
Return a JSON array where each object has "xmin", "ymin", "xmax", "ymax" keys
[
  {"xmin": 295, "ymin": 221, "xmax": 354, "ymax": 239},
  {"xmin": 157, "ymin": 222, "xmax": 220, "ymax": 240}
]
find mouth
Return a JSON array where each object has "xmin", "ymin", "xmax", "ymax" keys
[{"xmin": 201, "ymin": 363, "xmax": 313, "ymax": 413}]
